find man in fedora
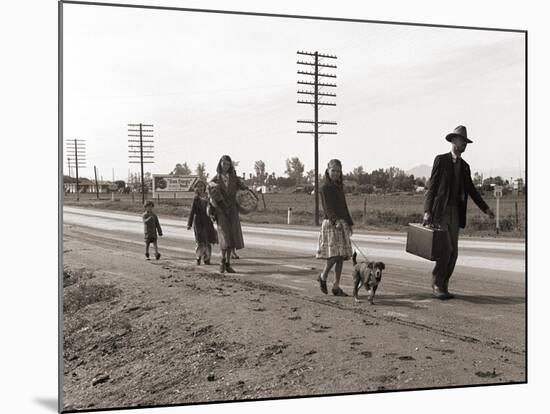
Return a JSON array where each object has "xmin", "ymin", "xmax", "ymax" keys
[{"xmin": 423, "ymin": 125, "xmax": 495, "ymax": 299}]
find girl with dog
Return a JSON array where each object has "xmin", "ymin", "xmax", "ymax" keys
[
  {"xmin": 208, "ymin": 154, "xmax": 251, "ymax": 274},
  {"xmin": 187, "ymin": 180, "xmax": 218, "ymax": 265},
  {"xmin": 316, "ymin": 159, "xmax": 354, "ymax": 296}
]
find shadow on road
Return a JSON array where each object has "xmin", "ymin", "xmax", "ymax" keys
[
  {"xmin": 376, "ymin": 293, "xmax": 524, "ymax": 306},
  {"xmin": 240, "ymin": 268, "xmax": 315, "ymax": 277},
  {"xmin": 452, "ymin": 294, "xmax": 525, "ymax": 305},
  {"xmin": 237, "ymin": 255, "xmax": 315, "ymax": 260}
]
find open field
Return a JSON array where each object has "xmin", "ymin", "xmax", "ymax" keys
[{"xmin": 63, "ymin": 192, "xmax": 525, "ymax": 238}]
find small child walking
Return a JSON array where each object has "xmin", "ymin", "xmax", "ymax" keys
[
  {"xmin": 143, "ymin": 200, "xmax": 163, "ymax": 260},
  {"xmin": 187, "ymin": 180, "xmax": 218, "ymax": 265}
]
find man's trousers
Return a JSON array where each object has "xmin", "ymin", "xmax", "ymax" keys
[{"xmin": 432, "ymin": 204, "xmax": 460, "ymax": 291}]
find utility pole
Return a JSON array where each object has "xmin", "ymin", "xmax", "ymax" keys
[
  {"xmin": 94, "ymin": 165, "xmax": 100, "ymax": 199},
  {"xmin": 65, "ymin": 139, "xmax": 86, "ymax": 201},
  {"xmin": 128, "ymin": 123, "xmax": 154, "ymax": 204},
  {"xmin": 297, "ymin": 50, "xmax": 337, "ymax": 226}
]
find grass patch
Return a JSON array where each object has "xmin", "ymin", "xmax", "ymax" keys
[{"xmin": 63, "ymin": 268, "xmax": 121, "ymax": 314}]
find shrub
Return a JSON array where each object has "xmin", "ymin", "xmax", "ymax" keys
[
  {"xmin": 357, "ymin": 184, "xmax": 374, "ymax": 194},
  {"xmin": 63, "ymin": 269, "xmax": 120, "ymax": 313}
]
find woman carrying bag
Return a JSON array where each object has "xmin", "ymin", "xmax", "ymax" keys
[{"xmin": 209, "ymin": 154, "xmax": 256, "ymax": 274}]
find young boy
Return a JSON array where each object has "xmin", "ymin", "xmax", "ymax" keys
[{"xmin": 143, "ymin": 201, "xmax": 163, "ymax": 260}]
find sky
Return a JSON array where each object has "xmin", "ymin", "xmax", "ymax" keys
[{"xmin": 62, "ymin": 3, "xmax": 526, "ymax": 182}]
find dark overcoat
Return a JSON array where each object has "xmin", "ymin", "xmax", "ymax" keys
[
  {"xmin": 209, "ymin": 173, "xmax": 247, "ymax": 250},
  {"xmin": 142, "ymin": 212, "xmax": 162, "ymax": 242},
  {"xmin": 187, "ymin": 195, "xmax": 218, "ymax": 245},
  {"xmin": 424, "ymin": 152, "xmax": 489, "ymax": 228}
]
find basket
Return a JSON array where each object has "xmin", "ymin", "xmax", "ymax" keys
[{"xmin": 236, "ymin": 189, "xmax": 258, "ymax": 214}]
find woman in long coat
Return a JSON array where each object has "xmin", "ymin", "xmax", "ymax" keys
[{"xmin": 209, "ymin": 154, "xmax": 249, "ymax": 274}]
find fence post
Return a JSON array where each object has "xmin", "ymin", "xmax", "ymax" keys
[
  {"xmin": 515, "ymin": 201, "xmax": 519, "ymax": 230},
  {"xmin": 363, "ymin": 197, "xmax": 367, "ymax": 225},
  {"xmin": 287, "ymin": 207, "xmax": 292, "ymax": 225},
  {"xmin": 496, "ymin": 196, "xmax": 500, "ymax": 235},
  {"xmin": 261, "ymin": 191, "xmax": 266, "ymax": 211}
]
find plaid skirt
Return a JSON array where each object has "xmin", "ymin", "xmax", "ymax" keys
[{"xmin": 316, "ymin": 219, "xmax": 353, "ymax": 260}]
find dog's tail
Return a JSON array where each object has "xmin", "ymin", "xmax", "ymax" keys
[{"xmin": 352, "ymin": 251, "xmax": 357, "ymax": 266}]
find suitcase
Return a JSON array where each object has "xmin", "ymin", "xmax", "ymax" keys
[{"xmin": 406, "ymin": 223, "xmax": 449, "ymax": 261}]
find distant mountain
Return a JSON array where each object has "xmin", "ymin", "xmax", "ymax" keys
[{"xmin": 406, "ymin": 164, "xmax": 432, "ymax": 179}]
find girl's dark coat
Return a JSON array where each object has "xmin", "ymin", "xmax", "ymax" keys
[
  {"xmin": 320, "ymin": 177, "xmax": 354, "ymax": 226},
  {"xmin": 187, "ymin": 195, "xmax": 218, "ymax": 244}
]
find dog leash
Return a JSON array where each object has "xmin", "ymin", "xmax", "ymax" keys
[{"xmin": 351, "ymin": 238, "xmax": 369, "ymax": 262}]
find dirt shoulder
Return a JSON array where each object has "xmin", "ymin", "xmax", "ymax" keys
[{"xmin": 62, "ymin": 230, "xmax": 525, "ymax": 412}]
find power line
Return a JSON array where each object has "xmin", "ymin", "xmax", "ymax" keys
[
  {"xmin": 297, "ymin": 50, "xmax": 338, "ymax": 226},
  {"xmin": 65, "ymin": 139, "xmax": 87, "ymax": 201},
  {"xmin": 128, "ymin": 123, "xmax": 155, "ymax": 204}
]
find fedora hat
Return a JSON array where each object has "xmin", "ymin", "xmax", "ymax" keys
[{"xmin": 445, "ymin": 125, "xmax": 473, "ymax": 143}]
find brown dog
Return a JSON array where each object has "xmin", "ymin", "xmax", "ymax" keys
[{"xmin": 352, "ymin": 251, "xmax": 385, "ymax": 304}]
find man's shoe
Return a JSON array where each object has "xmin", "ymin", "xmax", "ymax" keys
[
  {"xmin": 432, "ymin": 285, "xmax": 449, "ymax": 300},
  {"xmin": 196, "ymin": 258, "xmax": 201, "ymax": 265},
  {"xmin": 219, "ymin": 261, "xmax": 226, "ymax": 273},
  {"xmin": 204, "ymin": 259, "xmax": 211, "ymax": 265},
  {"xmin": 225, "ymin": 263, "xmax": 236, "ymax": 273},
  {"xmin": 442, "ymin": 282, "xmax": 455, "ymax": 299}
]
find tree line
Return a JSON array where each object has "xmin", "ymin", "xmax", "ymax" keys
[
  {"xmin": 164, "ymin": 158, "xmax": 424, "ymax": 193},
  {"xmin": 117, "ymin": 157, "xmax": 515, "ymax": 194}
]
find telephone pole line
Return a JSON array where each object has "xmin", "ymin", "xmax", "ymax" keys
[
  {"xmin": 65, "ymin": 139, "xmax": 86, "ymax": 201},
  {"xmin": 297, "ymin": 50, "xmax": 338, "ymax": 226},
  {"xmin": 94, "ymin": 165, "xmax": 100, "ymax": 200},
  {"xmin": 128, "ymin": 123, "xmax": 154, "ymax": 204}
]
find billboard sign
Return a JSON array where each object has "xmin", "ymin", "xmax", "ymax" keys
[{"xmin": 152, "ymin": 175, "xmax": 199, "ymax": 198}]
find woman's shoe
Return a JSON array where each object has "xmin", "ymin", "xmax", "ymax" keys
[
  {"xmin": 331, "ymin": 286, "xmax": 348, "ymax": 297},
  {"xmin": 317, "ymin": 275, "xmax": 328, "ymax": 294},
  {"xmin": 225, "ymin": 263, "xmax": 236, "ymax": 273},
  {"xmin": 219, "ymin": 259, "xmax": 226, "ymax": 273},
  {"xmin": 196, "ymin": 258, "xmax": 201, "ymax": 265}
]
